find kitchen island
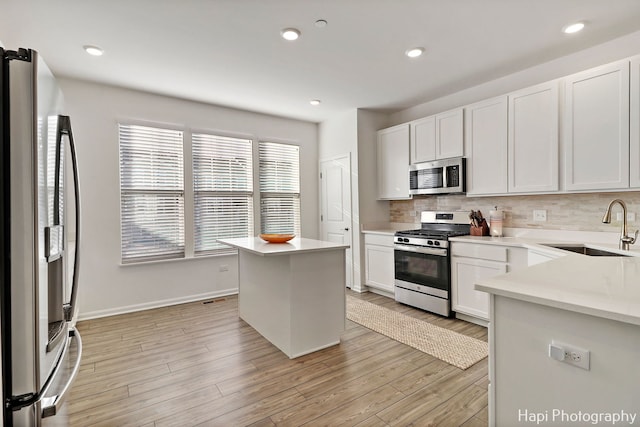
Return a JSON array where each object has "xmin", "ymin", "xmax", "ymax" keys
[
  {"xmin": 476, "ymin": 255, "xmax": 640, "ymax": 425},
  {"xmin": 218, "ymin": 237, "xmax": 349, "ymax": 358}
]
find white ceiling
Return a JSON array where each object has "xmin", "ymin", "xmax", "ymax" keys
[{"xmin": 3, "ymin": 0, "xmax": 640, "ymax": 123}]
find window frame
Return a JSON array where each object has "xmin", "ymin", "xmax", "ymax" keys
[
  {"xmin": 258, "ymin": 141, "xmax": 301, "ymax": 236},
  {"xmin": 191, "ymin": 131, "xmax": 254, "ymax": 256},
  {"xmin": 117, "ymin": 122, "xmax": 304, "ymax": 264},
  {"xmin": 118, "ymin": 122, "xmax": 186, "ymax": 263}
]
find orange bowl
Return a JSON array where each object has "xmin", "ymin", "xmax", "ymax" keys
[{"xmin": 259, "ymin": 233, "xmax": 295, "ymax": 243}]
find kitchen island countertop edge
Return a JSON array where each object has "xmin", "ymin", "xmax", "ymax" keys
[{"xmin": 218, "ymin": 237, "xmax": 349, "ymax": 256}]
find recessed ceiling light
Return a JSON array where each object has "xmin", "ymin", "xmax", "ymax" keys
[
  {"xmin": 83, "ymin": 45, "xmax": 104, "ymax": 56},
  {"xmin": 315, "ymin": 19, "xmax": 328, "ymax": 28},
  {"xmin": 563, "ymin": 22, "xmax": 585, "ymax": 34},
  {"xmin": 405, "ymin": 47, "xmax": 425, "ymax": 58},
  {"xmin": 281, "ymin": 28, "xmax": 301, "ymax": 41},
  {"xmin": 310, "ymin": 99, "xmax": 321, "ymax": 106}
]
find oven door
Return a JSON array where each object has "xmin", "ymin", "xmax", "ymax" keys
[{"xmin": 394, "ymin": 244, "xmax": 449, "ymax": 296}]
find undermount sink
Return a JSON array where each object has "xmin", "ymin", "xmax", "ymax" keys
[{"xmin": 542, "ymin": 244, "xmax": 629, "ymax": 257}]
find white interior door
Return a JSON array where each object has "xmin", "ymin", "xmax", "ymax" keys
[{"xmin": 320, "ymin": 154, "xmax": 353, "ymax": 288}]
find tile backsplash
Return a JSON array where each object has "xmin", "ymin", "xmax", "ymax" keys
[{"xmin": 390, "ymin": 192, "xmax": 640, "ymax": 232}]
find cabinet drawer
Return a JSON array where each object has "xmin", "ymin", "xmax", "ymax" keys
[
  {"xmin": 451, "ymin": 242, "xmax": 508, "ymax": 262},
  {"xmin": 364, "ymin": 233, "xmax": 394, "ymax": 247}
]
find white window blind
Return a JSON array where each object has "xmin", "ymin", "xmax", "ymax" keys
[
  {"xmin": 193, "ymin": 133, "xmax": 253, "ymax": 255},
  {"xmin": 259, "ymin": 142, "xmax": 301, "ymax": 235},
  {"xmin": 119, "ymin": 124, "xmax": 185, "ymax": 262}
]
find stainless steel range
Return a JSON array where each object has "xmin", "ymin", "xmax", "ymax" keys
[{"xmin": 394, "ymin": 211, "xmax": 470, "ymax": 316}]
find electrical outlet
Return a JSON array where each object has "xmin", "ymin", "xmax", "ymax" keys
[
  {"xmin": 549, "ymin": 340, "xmax": 590, "ymax": 370},
  {"xmin": 533, "ymin": 209, "xmax": 547, "ymax": 222},
  {"xmin": 219, "ymin": 264, "xmax": 229, "ymax": 272}
]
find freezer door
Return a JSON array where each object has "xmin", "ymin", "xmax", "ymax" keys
[{"xmin": 3, "ymin": 49, "xmax": 71, "ymax": 422}]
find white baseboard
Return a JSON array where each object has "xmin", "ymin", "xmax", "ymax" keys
[
  {"xmin": 77, "ymin": 288, "xmax": 239, "ymax": 321},
  {"xmin": 367, "ymin": 287, "xmax": 395, "ymax": 299},
  {"xmin": 455, "ymin": 312, "xmax": 488, "ymax": 327}
]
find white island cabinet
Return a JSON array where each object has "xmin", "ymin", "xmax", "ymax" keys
[
  {"xmin": 477, "ymin": 256, "xmax": 640, "ymax": 426},
  {"xmin": 218, "ymin": 237, "xmax": 349, "ymax": 359}
]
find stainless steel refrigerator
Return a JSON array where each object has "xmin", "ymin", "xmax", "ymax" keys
[{"xmin": 1, "ymin": 47, "xmax": 82, "ymax": 426}]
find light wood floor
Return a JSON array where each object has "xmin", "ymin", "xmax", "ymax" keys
[{"xmin": 60, "ymin": 290, "xmax": 488, "ymax": 426}]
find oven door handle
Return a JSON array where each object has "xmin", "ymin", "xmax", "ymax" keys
[{"xmin": 394, "ymin": 244, "xmax": 447, "ymax": 256}]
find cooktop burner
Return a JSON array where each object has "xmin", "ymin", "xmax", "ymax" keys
[
  {"xmin": 395, "ymin": 229, "xmax": 469, "ymax": 239},
  {"xmin": 394, "ymin": 210, "xmax": 471, "ymax": 242}
]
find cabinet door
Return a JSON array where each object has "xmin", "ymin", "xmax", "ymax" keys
[
  {"xmin": 631, "ymin": 56, "xmax": 640, "ymax": 188},
  {"xmin": 364, "ymin": 244, "xmax": 395, "ymax": 293},
  {"xmin": 435, "ymin": 108, "xmax": 464, "ymax": 160},
  {"xmin": 508, "ymin": 81, "xmax": 559, "ymax": 193},
  {"xmin": 464, "ymin": 96, "xmax": 508, "ymax": 195},
  {"xmin": 451, "ymin": 256, "xmax": 507, "ymax": 320},
  {"xmin": 564, "ymin": 60, "xmax": 630, "ymax": 191},
  {"xmin": 377, "ymin": 124, "xmax": 411, "ymax": 200},
  {"xmin": 410, "ymin": 116, "xmax": 436, "ymax": 164}
]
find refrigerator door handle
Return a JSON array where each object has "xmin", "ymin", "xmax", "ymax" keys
[
  {"xmin": 57, "ymin": 115, "xmax": 80, "ymax": 322},
  {"xmin": 40, "ymin": 328, "xmax": 83, "ymax": 418}
]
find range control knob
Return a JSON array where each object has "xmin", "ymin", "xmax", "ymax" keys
[
  {"xmin": 427, "ymin": 240, "xmax": 433, "ymax": 245},
  {"xmin": 434, "ymin": 241, "xmax": 441, "ymax": 246},
  {"xmin": 403, "ymin": 238, "xmax": 409, "ymax": 243}
]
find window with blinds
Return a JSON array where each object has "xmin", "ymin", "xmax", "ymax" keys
[
  {"xmin": 259, "ymin": 142, "xmax": 301, "ymax": 235},
  {"xmin": 119, "ymin": 124, "xmax": 185, "ymax": 262},
  {"xmin": 193, "ymin": 133, "xmax": 253, "ymax": 255}
]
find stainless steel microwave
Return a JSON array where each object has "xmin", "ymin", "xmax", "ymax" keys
[{"xmin": 409, "ymin": 157, "xmax": 466, "ymax": 195}]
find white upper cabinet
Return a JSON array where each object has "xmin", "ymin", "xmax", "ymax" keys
[
  {"xmin": 563, "ymin": 60, "xmax": 630, "ymax": 191},
  {"xmin": 410, "ymin": 108, "xmax": 463, "ymax": 164},
  {"xmin": 377, "ymin": 123, "xmax": 411, "ymax": 200},
  {"xmin": 464, "ymin": 96, "xmax": 508, "ymax": 195},
  {"xmin": 409, "ymin": 115, "xmax": 436, "ymax": 164},
  {"xmin": 631, "ymin": 56, "xmax": 640, "ymax": 188},
  {"xmin": 508, "ymin": 81, "xmax": 559, "ymax": 193},
  {"xmin": 436, "ymin": 108, "xmax": 464, "ymax": 159}
]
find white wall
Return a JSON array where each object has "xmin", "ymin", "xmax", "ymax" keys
[
  {"xmin": 59, "ymin": 78, "xmax": 318, "ymax": 319},
  {"xmin": 318, "ymin": 110, "xmax": 361, "ymax": 289},
  {"xmin": 318, "ymin": 109, "xmax": 389, "ymax": 291},
  {"xmin": 390, "ymin": 30, "xmax": 640, "ymax": 124}
]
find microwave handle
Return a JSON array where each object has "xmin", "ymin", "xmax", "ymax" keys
[{"xmin": 442, "ymin": 165, "xmax": 448, "ymax": 188}]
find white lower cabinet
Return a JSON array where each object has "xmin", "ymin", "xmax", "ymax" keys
[
  {"xmin": 451, "ymin": 242, "xmax": 527, "ymax": 322},
  {"xmin": 364, "ymin": 233, "xmax": 395, "ymax": 294},
  {"xmin": 451, "ymin": 256, "xmax": 506, "ymax": 320}
]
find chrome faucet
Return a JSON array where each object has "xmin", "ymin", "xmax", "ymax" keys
[{"xmin": 602, "ymin": 199, "xmax": 639, "ymax": 250}]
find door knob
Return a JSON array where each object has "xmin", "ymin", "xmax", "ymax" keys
[{"xmin": 344, "ymin": 228, "xmax": 350, "ymax": 231}]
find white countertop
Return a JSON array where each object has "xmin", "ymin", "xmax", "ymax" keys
[
  {"xmin": 449, "ymin": 234, "xmax": 640, "ymax": 258},
  {"xmin": 476, "ymin": 255, "xmax": 640, "ymax": 326},
  {"xmin": 452, "ymin": 232, "xmax": 640, "ymax": 326},
  {"xmin": 217, "ymin": 237, "xmax": 349, "ymax": 256},
  {"xmin": 361, "ymin": 225, "xmax": 640, "ymax": 325},
  {"xmin": 361, "ymin": 229, "xmax": 397, "ymax": 236},
  {"xmin": 361, "ymin": 222, "xmax": 416, "ymax": 236},
  {"xmin": 459, "ymin": 233, "xmax": 640, "ymax": 326}
]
